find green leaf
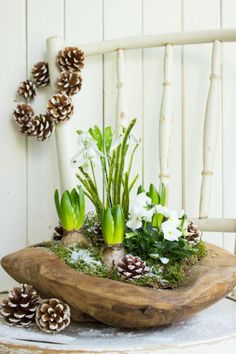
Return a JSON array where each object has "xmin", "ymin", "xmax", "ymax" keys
[
  {"xmin": 89, "ymin": 126, "xmax": 103, "ymax": 151},
  {"xmin": 160, "ymin": 183, "xmax": 167, "ymax": 206},
  {"xmin": 148, "ymin": 184, "xmax": 160, "ymax": 204},
  {"xmin": 112, "ymin": 206, "xmax": 125, "ymax": 244},
  {"xmin": 101, "ymin": 208, "xmax": 114, "ymax": 244},
  {"xmin": 104, "ymin": 126, "xmax": 112, "ymax": 154},
  {"xmin": 54, "ymin": 190, "xmax": 63, "ymax": 224},
  {"xmin": 77, "ymin": 187, "xmax": 85, "ymax": 229},
  {"xmin": 137, "ymin": 185, "xmax": 145, "ymax": 194},
  {"xmin": 76, "ymin": 130, "xmax": 83, "ymax": 135},
  {"xmin": 61, "ymin": 191, "xmax": 75, "ymax": 230}
]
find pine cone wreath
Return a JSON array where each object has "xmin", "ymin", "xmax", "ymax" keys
[
  {"xmin": 0, "ymin": 284, "xmax": 40, "ymax": 327},
  {"xmin": 186, "ymin": 222, "xmax": 201, "ymax": 243},
  {"xmin": 36, "ymin": 298, "xmax": 70, "ymax": 333},
  {"xmin": 26, "ymin": 114, "xmax": 55, "ymax": 141},
  {"xmin": 57, "ymin": 47, "xmax": 84, "ymax": 72},
  {"xmin": 18, "ymin": 80, "xmax": 36, "ymax": 100},
  {"xmin": 117, "ymin": 255, "xmax": 150, "ymax": 280},
  {"xmin": 47, "ymin": 94, "xmax": 74, "ymax": 122},
  {"xmin": 13, "ymin": 103, "xmax": 34, "ymax": 128},
  {"xmin": 57, "ymin": 71, "xmax": 82, "ymax": 96},
  {"xmin": 52, "ymin": 224, "xmax": 65, "ymax": 241},
  {"xmin": 32, "ymin": 61, "xmax": 50, "ymax": 87}
]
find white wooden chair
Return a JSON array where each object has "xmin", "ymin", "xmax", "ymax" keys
[{"xmin": 43, "ymin": 29, "xmax": 236, "ymax": 353}]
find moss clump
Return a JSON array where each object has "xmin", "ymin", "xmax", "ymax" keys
[{"xmin": 49, "ymin": 240, "xmax": 207, "ymax": 289}]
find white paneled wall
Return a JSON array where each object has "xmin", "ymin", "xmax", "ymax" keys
[{"xmin": 1, "ymin": 0, "xmax": 236, "ymax": 290}]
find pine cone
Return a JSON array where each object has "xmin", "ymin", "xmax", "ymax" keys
[
  {"xmin": 186, "ymin": 222, "xmax": 201, "ymax": 243},
  {"xmin": 52, "ymin": 224, "xmax": 65, "ymax": 241},
  {"xmin": 57, "ymin": 71, "xmax": 82, "ymax": 96},
  {"xmin": 57, "ymin": 47, "xmax": 84, "ymax": 72},
  {"xmin": 0, "ymin": 284, "xmax": 40, "ymax": 327},
  {"xmin": 32, "ymin": 61, "xmax": 50, "ymax": 87},
  {"xmin": 25, "ymin": 114, "xmax": 54, "ymax": 141},
  {"xmin": 18, "ymin": 80, "xmax": 36, "ymax": 100},
  {"xmin": 47, "ymin": 94, "xmax": 74, "ymax": 122},
  {"xmin": 117, "ymin": 255, "xmax": 150, "ymax": 280},
  {"xmin": 36, "ymin": 298, "xmax": 70, "ymax": 333},
  {"xmin": 13, "ymin": 104, "xmax": 34, "ymax": 129}
]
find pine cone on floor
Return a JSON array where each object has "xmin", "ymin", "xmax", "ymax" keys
[
  {"xmin": 57, "ymin": 47, "xmax": 84, "ymax": 72},
  {"xmin": 17, "ymin": 80, "xmax": 36, "ymax": 100},
  {"xmin": 0, "ymin": 284, "xmax": 40, "ymax": 327},
  {"xmin": 57, "ymin": 71, "xmax": 82, "ymax": 96},
  {"xmin": 52, "ymin": 224, "xmax": 65, "ymax": 241},
  {"xmin": 32, "ymin": 61, "xmax": 50, "ymax": 87},
  {"xmin": 47, "ymin": 94, "xmax": 74, "ymax": 122},
  {"xmin": 186, "ymin": 222, "xmax": 201, "ymax": 243},
  {"xmin": 13, "ymin": 103, "xmax": 34, "ymax": 128},
  {"xmin": 36, "ymin": 298, "xmax": 70, "ymax": 333},
  {"xmin": 117, "ymin": 255, "xmax": 150, "ymax": 280},
  {"xmin": 27, "ymin": 114, "xmax": 54, "ymax": 141}
]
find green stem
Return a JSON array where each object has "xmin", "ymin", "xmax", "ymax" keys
[
  {"xmin": 113, "ymin": 145, "xmax": 121, "ymax": 205},
  {"xmin": 129, "ymin": 173, "xmax": 139, "ymax": 193},
  {"xmin": 116, "ymin": 118, "xmax": 137, "ymax": 205},
  {"xmin": 90, "ymin": 162, "xmax": 98, "ymax": 191},
  {"xmin": 107, "ymin": 151, "xmax": 115, "ymax": 207},
  {"xmin": 128, "ymin": 143, "xmax": 139, "ymax": 176}
]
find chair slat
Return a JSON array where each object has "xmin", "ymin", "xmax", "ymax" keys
[
  {"xmin": 199, "ymin": 40, "xmax": 222, "ymax": 218},
  {"xmin": 159, "ymin": 44, "xmax": 174, "ymax": 186}
]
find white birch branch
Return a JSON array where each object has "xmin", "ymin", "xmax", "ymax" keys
[
  {"xmin": 116, "ymin": 49, "xmax": 127, "ymax": 131},
  {"xmin": 46, "ymin": 36, "xmax": 76, "ymax": 193},
  {"xmin": 159, "ymin": 44, "xmax": 173, "ymax": 186},
  {"xmin": 199, "ymin": 40, "xmax": 222, "ymax": 218}
]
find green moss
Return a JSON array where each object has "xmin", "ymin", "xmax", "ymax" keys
[{"xmin": 49, "ymin": 240, "xmax": 208, "ymax": 289}]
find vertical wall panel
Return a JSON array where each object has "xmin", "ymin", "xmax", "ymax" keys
[
  {"xmin": 103, "ymin": 0, "xmax": 143, "ymax": 199},
  {"xmin": 65, "ymin": 0, "xmax": 103, "ymax": 211},
  {"xmin": 143, "ymin": 0, "xmax": 182, "ymax": 209},
  {"xmin": 221, "ymin": 0, "xmax": 236, "ymax": 252},
  {"xmin": 27, "ymin": 0, "xmax": 63, "ymax": 245},
  {"xmin": 0, "ymin": 0, "xmax": 27, "ymax": 290},
  {"xmin": 183, "ymin": 0, "xmax": 223, "ymax": 246}
]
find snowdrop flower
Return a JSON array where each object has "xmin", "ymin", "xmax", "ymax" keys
[
  {"xmin": 160, "ymin": 257, "xmax": 169, "ymax": 264},
  {"xmin": 162, "ymin": 220, "xmax": 182, "ymax": 241},
  {"xmin": 71, "ymin": 133, "xmax": 104, "ymax": 170}
]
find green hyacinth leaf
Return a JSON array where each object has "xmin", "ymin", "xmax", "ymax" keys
[
  {"xmin": 104, "ymin": 126, "xmax": 113, "ymax": 154},
  {"xmin": 160, "ymin": 183, "xmax": 167, "ymax": 206},
  {"xmin": 148, "ymin": 183, "xmax": 160, "ymax": 204},
  {"xmin": 102, "ymin": 208, "xmax": 115, "ymax": 245},
  {"xmin": 112, "ymin": 206, "xmax": 125, "ymax": 244},
  {"xmin": 54, "ymin": 189, "xmax": 63, "ymax": 225},
  {"xmin": 61, "ymin": 191, "xmax": 76, "ymax": 231}
]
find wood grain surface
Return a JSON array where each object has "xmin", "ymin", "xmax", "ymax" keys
[{"xmin": 1, "ymin": 243, "xmax": 236, "ymax": 329}]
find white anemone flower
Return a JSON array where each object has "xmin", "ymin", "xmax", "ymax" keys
[
  {"xmin": 126, "ymin": 193, "xmax": 154, "ymax": 230},
  {"xmin": 168, "ymin": 210, "xmax": 181, "ymax": 227},
  {"xmin": 135, "ymin": 192, "xmax": 152, "ymax": 208},
  {"xmin": 154, "ymin": 204, "xmax": 170, "ymax": 217},
  {"xmin": 162, "ymin": 220, "xmax": 182, "ymax": 241},
  {"xmin": 178, "ymin": 209, "xmax": 185, "ymax": 218},
  {"xmin": 160, "ymin": 257, "xmax": 169, "ymax": 264},
  {"xmin": 126, "ymin": 216, "xmax": 142, "ymax": 230}
]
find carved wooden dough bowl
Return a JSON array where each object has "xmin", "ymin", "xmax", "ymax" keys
[{"xmin": 2, "ymin": 243, "xmax": 236, "ymax": 329}]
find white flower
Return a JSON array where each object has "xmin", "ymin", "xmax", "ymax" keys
[
  {"xmin": 160, "ymin": 257, "xmax": 169, "ymax": 264},
  {"xmin": 71, "ymin": 132, "xmax": 104, "ymax": 170},
  {"xmin": 168, "ymin": 210, "xmax": 181, "ymax": 227},
  {"xmin": 135, "ymin": 192, "xmax": 152, "ymax": 208},
  {"xmin": 126, "ymin": 217, "xmax": 142, "ymax": 230},
  {"xmin": 162, "ymin": 220, "xmax": 182, "ymax": 241},
  {"xmin": 178, "ymin": 209, "xmax": 185, "ymax": 218},
  {"xmin": 154, "ymin": 204, "xmax": 170, "ymax": 217}
]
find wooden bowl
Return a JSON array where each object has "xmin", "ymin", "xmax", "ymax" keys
[{"xmin": 1, "ymin": 243, "xmax": 236, "ymax": 329}]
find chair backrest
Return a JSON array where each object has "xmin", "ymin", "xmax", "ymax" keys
[{"xmin": 46, "ymin": 29, "xmax": 236, "ymax": 238}]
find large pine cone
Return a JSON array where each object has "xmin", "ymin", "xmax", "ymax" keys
[
  {"xmin": 47, "ymin": 94, "xmax": 74, "ymax": 122},
  {"xmin": 117, "ymin": 255, "xmax": 150, "ymax": 280},
  {"xmin": 18, "ymin": 80, "xmax": 36, "ymax": 100},
  {"xmin": 36, "ymin": 298, "xmax": 70, "ymax": 333},
  {"xmin": 57, "ymin": 47, "xmax": 84, "ymax": 72},
  {"xmin": 13, "ymin": 104, "xmax": 34, "ymax": 128},
  {"xmin": 0, "ymin": 284, "xmax": 40, "ymax": 327},
  {"xmin": 57, "ymin": 71, "xmax": 82, "ymax": 96},
  {"xmin": 26, "ymin": 114, "xmax": 55, "ymax": 141},
  {"xmin": 32, "ymin": 61, "xmax": 50, "ymax": 87},
  {"xmin": 186, "ymin": 222, "xmax": 201, "ymax": 243}
]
